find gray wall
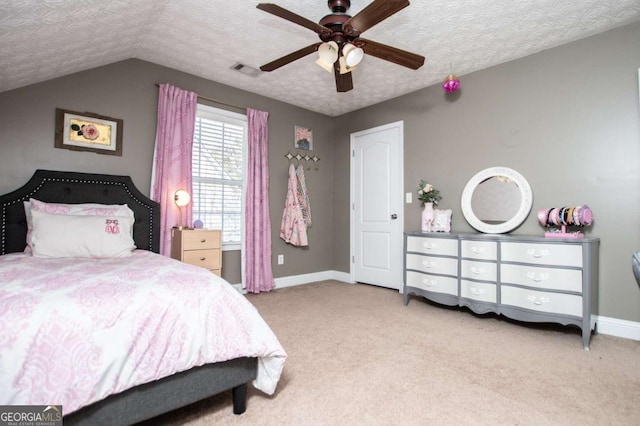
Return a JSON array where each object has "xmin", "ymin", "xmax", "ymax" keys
[
  {"xmin": 0, "ymin": 59, "xmax": 337, "ymax": 284},
  {"xmin": 1, "ymin": 21, "xmax": 639, "ymax": 322},
  {"xmin": 334, "ymin": 21, "xmax": 640, "ymax": 322}
]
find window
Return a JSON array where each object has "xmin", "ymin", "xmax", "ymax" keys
[{"xmin": 192, "ymin": 104, "xmax": 247, "ymax": 250}]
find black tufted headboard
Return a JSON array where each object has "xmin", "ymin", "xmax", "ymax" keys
[{"xmin": 0, "ymin": 170, "xmax": 160, "ymax": 255}]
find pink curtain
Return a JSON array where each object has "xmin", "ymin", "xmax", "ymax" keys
[
  {"xmin": 151, "ymin": 84, "xmax": 197, "ymax": 256},
  {"xmin": 245, "ymin": 108, "xmax": 275, "ymax": 293}
]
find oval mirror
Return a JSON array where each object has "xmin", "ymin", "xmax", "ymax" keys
[{"xmin": 461, "ymin": 167, "xmax": 533, "ymax": 234}]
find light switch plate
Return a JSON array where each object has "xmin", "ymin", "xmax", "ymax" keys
[{"xmin": 406, "ymin": 192, "xmax": 412, "ymax": 203}]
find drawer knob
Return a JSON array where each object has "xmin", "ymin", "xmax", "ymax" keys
[
  {"xmin": 421, "ymin": 260, "xmax": 436, "ymax": 268},
  {"xmin": 200, "ymin": 239, "xmax": 207, "ymax": 243},
  {"xmin": 470, "ymin": 287, "xmax": 485, "ymax": 296},
  {"xmin": 526, "ymin": 272, "xmax": 549, "ymax": 282},
  {"xmin": 200, "ymin": 257, "xmax": 206, "ymax": 261},
  {"xmin": 527, "ymin": 295, "xmax": 550, "ymax": 305},
  {"xmin": 422, "ymin": 242, "xmax": 436, "ymax": 249},
  {"xmin": 422, "ymin": 278, "xmax": 436, "ymax": 287},
  {"xmin": 470, "ymin": 247, "xmax": 484, "ymax": 254},
  {"xmin": 527, "ymin": 248, "xmax": 550, "ymax": 259},
  {"xmin": 470, "ymin": 266, "xmax": 485, "ymax": 275}
]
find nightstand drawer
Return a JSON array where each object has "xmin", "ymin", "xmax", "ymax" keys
[
  {"xmin": 182, "ymin": 230, "xmax": 221, "ymax": 250},
  {"xmin": 183, "ymin": 249, "xmax": 221, "ymax": 270}
]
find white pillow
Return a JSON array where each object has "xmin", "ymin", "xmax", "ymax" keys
[
  {"xmin": 30, "ymin": 209, "xmax": 136, "ymax": 258},
  {"xmin": 24, "ymin": 199, "xmax": 135, "ymax": 253}
]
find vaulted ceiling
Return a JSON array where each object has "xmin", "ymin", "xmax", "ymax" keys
[{"xmin": 1, "ymin": 0, "xmax": 639, "ymax": 116}]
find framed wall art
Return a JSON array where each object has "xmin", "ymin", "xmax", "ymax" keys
[
  {"xmin": 55, "ymin": 108, "xmax": 123, "ymax": 156},
  {"xmin": 294, "ymin": 125, "xmax": 313, "ymax": 151},
  {"xmin": 432, "ymin": 209, "xmax": 452, "ymax": 233}
]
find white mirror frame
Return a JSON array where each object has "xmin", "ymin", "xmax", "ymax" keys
[{"xmin": 460, "ymin": 166, "xmax": 533, "ymax": 234}]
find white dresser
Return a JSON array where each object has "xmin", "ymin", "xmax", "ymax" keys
[{"xmin": 404, "ymin": 232, "xmax": 599, "ymax": 349}]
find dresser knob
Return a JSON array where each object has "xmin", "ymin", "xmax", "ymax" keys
[
  {"xmin": 470, "ymin": 287, "xmax": 485, "ymax": 296},
  {"xmin": 527, "ymin": 295, "xmax": 550, "ymax": 305},
  {"xmin": 470, "ymin": 267, "xmax": 485, "ymax": 275},
  {"xmin": 526, "ymin": 272, "xmax": 549, "ymax": 282},
  {"xmin": 200, "ymin": 257, "xmax": 206, "ymax": 261},
  {"xmin": 421, "ymin": 260, "xmax": 435, "ymax": 268},
  {"xmin": 200, "ymin": 239, "xmax": 206, "ymax": 243},
  {"xmin": 422, "ymin": 242, "xmax": 436, "ymax": 249},
  {"xmin": 422, "ymin": 278, "xmax": 436, "ymax": 287}
]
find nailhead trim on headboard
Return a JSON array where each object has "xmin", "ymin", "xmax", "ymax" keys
[{"xmin": 1, "ymin": 171, "xmax": 160, "ymax": 255}]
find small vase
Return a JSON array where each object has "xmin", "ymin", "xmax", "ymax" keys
[{"xmin": 422, "ymin": 202, "xmax": 434, "ymax": 232}]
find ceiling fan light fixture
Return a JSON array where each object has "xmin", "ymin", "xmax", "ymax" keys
[
  {"xmin": 338, "ymin": 56, "xmax": 357, "ymax": 74},
  {"xmin": 342, "ymin": 43, "xmax": 364, "ymax": 67},
  {"xmin": 316, "ymin": 41, "xmax": 339, "ymax": 72}
]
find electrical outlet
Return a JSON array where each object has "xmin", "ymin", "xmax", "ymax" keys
[{"xmin": 277, "ymin": 254, "xmax": 284, "ymax": 265}]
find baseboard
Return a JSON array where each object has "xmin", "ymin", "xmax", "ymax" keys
[
  {"xmin": 232, "ymin": 274, "xmax": 640, "ymax": 342},
  {"xmin": 596, "ymin": 315, "xmax": 640, "ymax": 341},
  {"xmin": 230, "ymin": 270, "xmax": 352, "ymax": 293},
  {"xmin": 274, "ymin": 270, "xmax": 353, "ymax": 289}
]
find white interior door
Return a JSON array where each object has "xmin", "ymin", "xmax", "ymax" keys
[{"xmin": 350, "ymin": 121, "xmax": 404, "ymax": 290}]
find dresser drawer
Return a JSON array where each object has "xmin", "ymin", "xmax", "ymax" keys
[
  {"xmin": 501, "ymin": 264, "xmax": 582, "ymax": 293},
  {"xmin": 182, "ymin": 230, "xmax": 221, "ymax": 250},
  {"xmin": 501, "ymin": 242, "xmax": 582, "ymax": 267},
  {"xmin": 183, "ymin": 249, "xmax": 221, "ymax": 270},
  {"xmin": 460, "ymin": 240, "xmax": 497, "ymax": 260},
  {"xmin": 501, "ymin": 286, "xmax": 582, "ymax": 317},
  {"xmin": 406, "ymin": 253, "xmax": 458, "ymax": 276},
  {"xmin": 406, "ymin": 271, "xmax": 458, "ymax": 296},
  {"xmin": 461, "ymin": 260, "xmax": 497, "ymax": 282},
  {"xmin": 406, "ymin": 236, "xmax": 458, "ymax": 256},
  {"xmin": 460, "ymin": 280, "xmax": 497, "ymax": 303}
]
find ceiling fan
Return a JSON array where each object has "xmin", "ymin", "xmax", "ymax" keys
[{"xmin": 256, "ymin": 0, "xmax": 425, "ymax": 92}]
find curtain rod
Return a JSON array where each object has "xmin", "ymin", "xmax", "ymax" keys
[{"xmin": 154, "ymin": 83, "xmax": 247, "ymax": 112}]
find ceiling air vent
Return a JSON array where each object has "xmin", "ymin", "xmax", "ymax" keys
[{"xmin": 231, "ymin": 63, "xmax": 261, "ymax": 77}]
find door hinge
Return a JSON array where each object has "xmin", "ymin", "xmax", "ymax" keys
[
  {"xmin": 352, "ymin": 255, "xmax": 355, "ymax": 263},
  {"xmin": 352, "ymin": 149, "xmax": 355, "ymax": 158}
]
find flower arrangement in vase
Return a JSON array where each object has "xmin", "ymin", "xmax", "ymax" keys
[{"xmin": 418, "ymin": 179, "xmax": 442, "ymax": 232}]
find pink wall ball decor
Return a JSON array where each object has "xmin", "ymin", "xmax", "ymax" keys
[{"xmin": 442, "ymin": 74, "xmax": 460, "ymax": 93}]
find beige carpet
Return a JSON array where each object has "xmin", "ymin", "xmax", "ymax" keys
[{"xmin": 149, "ymin": 281, "xmax": 640, "ymax": 425}]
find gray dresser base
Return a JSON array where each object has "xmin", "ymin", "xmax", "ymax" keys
[{"xmin": 403, "ymin": 232, "xmax": 599, "ymax": 349}]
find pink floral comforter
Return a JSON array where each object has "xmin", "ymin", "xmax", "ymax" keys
[{"xmin": 0, "ymin": 251, "xmax": 286, "ymax": 414}]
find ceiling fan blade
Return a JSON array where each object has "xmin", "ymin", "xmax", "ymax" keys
[
  {"xmin": 260, "ymin": 43, "xmax": 322, "ymax": 72},
  {"xmin": 334, "ymin": 65, "xmax": 354, "ymax": 92},
  {"xmin": 257, "ymin": 3, "xmax": 331, "ymax": 37},
  {"xmin": 359, "ymin": 38, "xmax": 424, "ymax": 70},
  {"xmin": 343, "ymin": 0, "xmax": 410, "ymax": 36}
]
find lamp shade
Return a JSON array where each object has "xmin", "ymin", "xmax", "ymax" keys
[
  {"xmin": 338, "ymin": 56, "xmax": 356, "ymax": 74},
  {"xmin": 342, "ymin": 43, "xmax": 364, "ymax": 67},
  {"xmin": 317, "ymin": 41, "xmax": 338, "ymax": 63},
  {"xmin": 174, "ymin": 189, "xmax": 191, "ymax": 207}
]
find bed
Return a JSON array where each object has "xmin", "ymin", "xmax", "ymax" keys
[{"xmin": 0, "ymin": 169, "xmax": 286, "ymax": 425}]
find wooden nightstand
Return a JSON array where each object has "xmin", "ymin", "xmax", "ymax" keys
[{"xmin": 171, "ymin": 228, "xmax": 222, "ymax": 276}]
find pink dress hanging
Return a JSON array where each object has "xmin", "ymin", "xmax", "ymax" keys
[{"xmin": 280, "ymin": 164, "xmax": 308, "ymax": 246}]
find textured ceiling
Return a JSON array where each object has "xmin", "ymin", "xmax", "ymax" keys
[{"xmin": 1, "ymin": 0, "xmax": 640, "ymax": 116}]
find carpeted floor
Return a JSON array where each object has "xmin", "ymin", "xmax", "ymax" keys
[{"xmin": 148, "ymin": 281, "xmax": 640, "ymax": 425}]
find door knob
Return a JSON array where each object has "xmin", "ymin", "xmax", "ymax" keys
[{"xmin": 391, "ymin": 214, "xmax": 398, "ymax": 219}]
